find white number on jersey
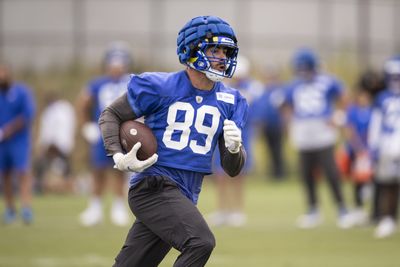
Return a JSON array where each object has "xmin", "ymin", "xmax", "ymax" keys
[
  {"xmin": 98, "ymin": 82, "xmax": 128, "ymax": 110},
  {"xmin": 383, "ymin": 98, "xmax": 400, "ymax": 131},
  {"xmin": 294, "ymin": 84, "xmax": 326, "ymax": 116},
  {"xmin": 162, "ymin": 101, "xmax": 221, "ymax": 155}
]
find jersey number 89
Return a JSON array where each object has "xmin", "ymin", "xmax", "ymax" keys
[{"xmin": 162, "ymin": 101, "xmax": 220, "ymax": 155}]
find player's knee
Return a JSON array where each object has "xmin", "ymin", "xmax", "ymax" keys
[
  {"xmin": 186, "ymin": 232, "xmax": 216, "ymax": 255},
  {"xmin": 200, "ymin": 235, "xmax": 216, "ymax": 255},
  {"xmin": 201, "ymin": 233, "xmax": 216, "ymax": 252}
]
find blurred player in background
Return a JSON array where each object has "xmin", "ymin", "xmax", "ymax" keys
[
  {"xmin": 341, "ymin": 86, "xmax": 373, "ymax": 226},
  {"xmin": 284, "ymin": 48, "xmax": 354, "ymax": 229},
  {"xmin": 355, "ymin": 69, "xmax": 386, "ymax": 223},
  {"xmin": 78, "ymin": 42, "xmax": 132, "ymax": 227},
  {"xmin": 208, "ymin": 55, "xmax": 262, "ymax": 227},
  {"xmin": 0, "ymin": 63, "xmax": 36, "ymax": 224},
  {"xmin": 358, "ymin": 69, "xmax": 386, "ymax": 101},
  {"xmin": 255, "ymin": 63, "xmax": 287, "ymax": 181},
  {"xmin": 99, "ymin": 16, "xmax": 247, "ymax": 266},
  {"xmin": 368, "ymin": 55, "xmax": 400, "ymax": 238},
  {"xmin": 35, "ymin": 92, "xmax": 76, "ymax": 194}
]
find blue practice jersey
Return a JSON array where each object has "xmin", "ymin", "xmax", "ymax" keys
[
  {"xmin": 285, "ymin": 74, "xmax": 344, "ymax": 150},
  {"xmin": 373, "ymin": 89, "xmax": 400, "ymax": 134},
  {"xmin": 0, "ymin": 83, "xmax": 35, "ymax": 171},
  {"xmin": 369, "ymin": 89, "xmax": 400, "ymax": 178},
  {"xmin": 127, "ymin": 70, "xmax": 248, "ymax": 203},
  {"xmin": 0, "ymin": 82, "xmax": 35, "ymax": 143},
  {"xmin": 254, "ymin": 84, "xmax": 285, "ymax": 128},
  {"xmin": 87, "ymin": 74, "xmax": 130, "ymax": 167},
  {"xmin": 285, "ymin": 74, "xmax": 343, "ymax": 119},
  {"xmin": 346, "ymin": 104, "xmax": 372, "ymax": 149},
  {"xmin": 87, "ymin": 74, "xmax": 131, "ymax": 122}
]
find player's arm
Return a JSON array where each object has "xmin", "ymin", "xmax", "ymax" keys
[
  {"xmin": 0, "ymin": 89, "xmax": 35, "ymax": 142},
  {"xmin": 76, "ymin": 88, "xmax": 96, "ymax": 126},
  {"xmin": 218, "ymin": 138, "xmax": 246, "ymax": 177},
  {"xmin": 331, "ymin": 80, "xmax": 348, "ymax": 128},
  {"xmin": 77, "ymin": 89, "xmax": 100, "ymax": 144},
  {"xmin": 0, "ymin": 115, "xmax": 25, "ymax": 142},
  {"xmin": 99, "ymin": 92, "xmax": 157, "ymax": 173},
  {"xmin": 218, "ymin": 120, "xmax": 246, "ymax": 177},
  {"xmin": 98, "ymin": 92, "xmax": 137, "ymax": 156}
]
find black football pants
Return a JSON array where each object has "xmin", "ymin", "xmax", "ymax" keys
[
  {"xmin": 263, "ymin": 126, "xmax": 286, "ymax": 180},
  {"xmin": 113, "ymin": 175, "xmax": 215, "ymax": 267},
  {"xmin": 299, "ymin": 146, "xmax": 345, "ymax": 211}
]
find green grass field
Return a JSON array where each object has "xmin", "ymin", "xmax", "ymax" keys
[{"xmin": 1, "ymin": 176, "xmax": 399, "ymax": 267}]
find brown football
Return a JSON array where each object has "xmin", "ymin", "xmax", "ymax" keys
[{"xmin": 119, "ymin": 120, "xmax": 157, "ymax": 161}]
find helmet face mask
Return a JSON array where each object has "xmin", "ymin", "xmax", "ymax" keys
[
  {"xmin": 188, "ymin": 36, "xmax": 238, "ymax": 82},
  {"xmin": 177, "ymin": 16, "xmax": 239, "ymax": 82}
]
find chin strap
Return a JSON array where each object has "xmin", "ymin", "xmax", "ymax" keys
[
  {"xmin": 205, "ymin": 70, "xmax": 225, "ymax": 82},
  {"xmin": 187, "ymin": 59, "xmax": 226, "ymax": 82}
]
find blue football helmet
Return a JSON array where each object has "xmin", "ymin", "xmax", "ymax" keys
[
  {"xmin": 177, "ymin": 16, "xmax": 239, "ymax": 82},
  {"xmin": 384, "ymin": 55, "xmax": 400, "ymax": 92},
  {"xmin": 103, "ymin": 41, "xmax": 133, "ymax": 69},
  {"xmin": 292, "ymin": 47, "xmax": 319, "ymax": 72},
  {"xmin": 384, "ymin": 55, "xmax": 400, "ymax": 77}
]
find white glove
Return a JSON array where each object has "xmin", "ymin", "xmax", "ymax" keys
[
  {"xmin": 82, "ymin": 122, "xmax": 101, "ymax": 144},
  {"xmin": 113, "ymin": 142, "xmax": 158, "ymax": 173},
  {"xmin": 223, "ymin": 119, "xmax": 242, "ymax": 153}
]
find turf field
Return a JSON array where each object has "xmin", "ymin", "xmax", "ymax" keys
[{"xmin": 0, "ymin": 177, "xmax": 399, "ymax": 267}]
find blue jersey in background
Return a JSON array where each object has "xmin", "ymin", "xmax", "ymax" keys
[
  {"xmin": 86, "ymin": 75, "xmax": 131, "ymax": 167},
  {"xmin": 345, "ymin": 104, "xmax": 372, "ymax": 153},
  {"xmin": 0, "ymin": 83, "xmax": 35, "ymax": 171},
  {"xmin": 254, "ymin": 84, "xmax": 285, "ymax": 129},
  {"xmin": 371, "ymin": 89, "xmax": 400, "ymax": 158},
  {"xmin": 285, "ymin": 74, "xmax": 344, "ymax": 150}
]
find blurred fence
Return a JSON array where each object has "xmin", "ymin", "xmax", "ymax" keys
[{"xmin": 0, "ymin": 0, "xmax": 398, "ymax": 71}]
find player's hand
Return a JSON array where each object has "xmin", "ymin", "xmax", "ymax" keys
[
  {"xmin": 113, "ymin": 142, "xmax": 158, "ymax": 173},
  {"xmin": 223, "ymin": 119, "xmax": 242, "ymax": 153},
  {"xmin": 81, "ymin": 122, "xmax": 101, "ymax": 144}
]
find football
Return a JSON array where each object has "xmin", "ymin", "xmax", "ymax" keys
[{"xmin": 119, "ymin": 120, "xmax": 157, "ymax": 161}]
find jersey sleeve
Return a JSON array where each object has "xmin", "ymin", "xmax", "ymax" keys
[
  {"xmin": 86, "ymin": 79, "xmax": 98, "ymax": 97},
  {"xmin": 21, "ymin": 86, "xmax": 36, "ymax": 124},
  {"xmin": 373, "ymin": 91, "xmax": 385, "ymax": 109},
  {"xmin": 283, "ymin": 83, "xmax": 294, "ymax": 107},
  {"xmin": 328, "ymin": 77, "xmax": 344, "ymax": 100},
  {"xmin": 126, "ymin": 74, "xmax": 163, "ymax": 118}
]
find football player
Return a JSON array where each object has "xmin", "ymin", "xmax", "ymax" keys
[
  {"xmin": 34, "ymin": 92, "xmax": 76, "ymax": 194},
  {"xmin": 368, "ymin": 55, "xmax": 400, "ymax": 238},
  {"xmin": 78, "ymin": 42, "xmax": 132, "ymax": 227},
  {"xmin": 0, "ymin": 63, "xmax": 36, "ymax": 224},
  {"xmin": 99, "ymin": 16, "xmax": 247, "ymax": 267},
  {"xmin": 256, "ymin": 62, "xmax": 287, "ymax": 180},
  {"xmin": 342, "ymin": 86, "xmax": 373, "ymax": 226},
  {"xmin": 284, "ymin": 48, "xmax": 354, "ymax": 229}
]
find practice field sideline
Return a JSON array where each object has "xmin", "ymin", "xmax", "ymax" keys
[{"xmin": 0, "ymin": 177, "xmax": 399, "ymax": 267}]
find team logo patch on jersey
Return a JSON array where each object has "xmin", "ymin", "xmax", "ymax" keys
[
  {"xmin": 196, "ymin": 96, "xmax": 203, "ymax": 103},
  {"xmin": 216, "ymin": 92, "xmax": 235, "ymax": 104}
]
